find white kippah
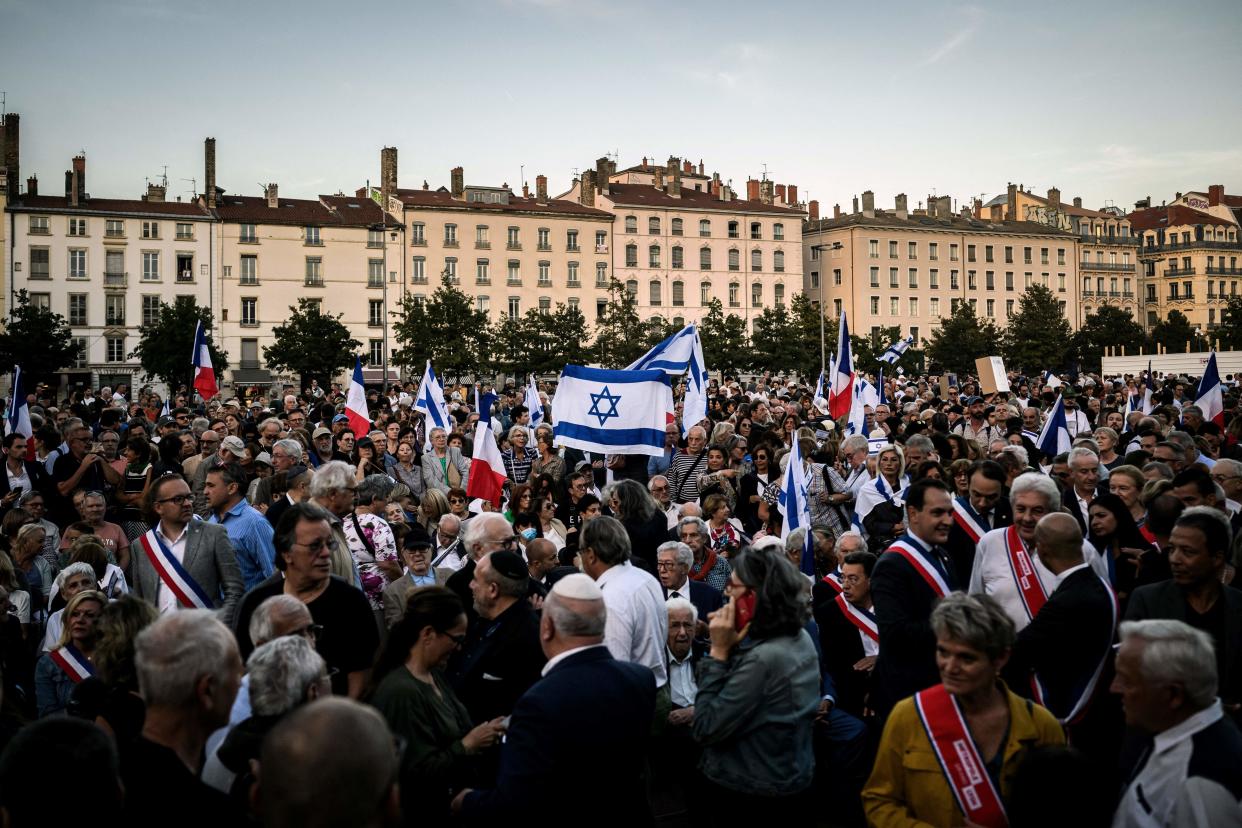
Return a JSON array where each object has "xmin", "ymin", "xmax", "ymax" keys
[{"xmin": 551, "ymin": 573, "xmax": 603, "ymax": 601}]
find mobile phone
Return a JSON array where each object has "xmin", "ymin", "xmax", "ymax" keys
[
  {"xmin": 9, "ymin": 486, "xmax": 22, "ymax": 498},
  {"xmin": 733, "ymin": 590, "xmax": 757, "ymax": 633}
]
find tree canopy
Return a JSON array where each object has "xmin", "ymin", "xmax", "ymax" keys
[
  {"xmin": 926, "ymin": 301, "xmax": 1001, "ymax": 376},
  {"xmin": 1001, "ymin": 284, "xmax": 1074, "ymax": 374},
  {"xmin": 0, "ymin": 290, "xmax": 82, "ymax": 388},
  {"xmin": 129, "ymin": 296, "xmax": 228, "ymax": 391},
  {"xmin": 263, "ymin": 298, "xmax": 361, "ymax": 388},
  {"xmin": 1072, "ymin": 305, "xmax": 1148, "ymax": 372}
]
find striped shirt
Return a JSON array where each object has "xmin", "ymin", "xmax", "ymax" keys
[
  {"xmin": 502, "ymin": 446, "xmax": 538, "ymax": 484},
  {"xmin": 667, "ymin": 450, "xmax": 708, "ymax": 504}
]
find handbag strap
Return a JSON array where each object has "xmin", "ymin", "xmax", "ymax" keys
[{"xmin": 673, "ymin": 450, "xmax": 707, "ymax": 502}]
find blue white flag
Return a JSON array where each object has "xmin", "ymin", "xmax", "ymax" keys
[
  {"xmin": 1036, "ymin": 395, "xmax": 1072, "ymax": 459},
  {"xmin": 551, "ymin": 365, "xmax": 672, "ymax": 457},
  {"xmin": 857, "ymin": 376, "xmax": 880, "ymax": 409},
  {"xmin": 474, "ymin": 385, "xmax": 499, "ymax": 421},
  {"xmin": 877, "ymin": 367, "xmax": 888, "ymax": 406},
  {"xmin": 6, "ymin": 366, "xmax": 31, "ymax": 443},
  {"xmin": 1043, "ymin": 371, "xmax": 1063, "ymax": 390},
  {"xmin": 525, "ymin": 376, "xmax": 544, "ymax": 429},
  {"xmin": 878, "ymin": 334, "xmax": 914, "ymax": 365},
  {"xmin": 160, "ymin": 399, "xmax": 170, "ymax": 418},
  {"xmin": 414, "ymin": 361, "xmax": 450, "ymax": 450},
  {"xmin": 627, "ymin": 323, "xmax": 709, "ymax": 437},
  {"xmin": 813, "ymin": 369, "xmax": 829, "ymax": 413},
  {"xmin": 778, "ymin": 434, "xmax": 815, "ymax": 576}
]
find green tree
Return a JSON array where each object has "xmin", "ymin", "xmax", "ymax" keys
[
  {"xmin": 0, "ymin": 290, "xmax": 82, "ymax": 388},
  {"xmin": 1218, "ymin": 296, "xmax": 1242, "ymax": 351},
  {"xmin": 391, "ymin": 272, "xmax": 491, "ymax": 382},
  {"xmin": 264, "ymin": 298, "xmax": 361, "ymax": 389},
  {"xmin": 1072, "ymin": 306, "xmax": 1148, "ymax": 372},
  {"xmin": 592, "ymin": 279, "xmax": 651, "ymax": 368},
  {"xmin": 1001, "ymin": 285, "xmax": 1074, "ymax": 374},
  {"xmin": 1151, "ymin": 310, "xmax": 1198, "ymax": 354},
  {"xmin": 789, "ymin": 293, "xmax": 837, "ymax": 380},
  {"xmin": 926, "ymin": 301, "xmax": 1001, "ymax": 376},
  {"xmin": 489, "ymin": 315, "xmax": 528, "ymax": 378},
  {"xmin": 129, "ymin": 296, "xmax": 228, "ymax": 392},
  {"xmin": 749, "ymin": 305, "xmax": 801, "ymax": 375},
  {"xmin": 698, "ymin": 299, "xmax": 751, "ymax": 377}
]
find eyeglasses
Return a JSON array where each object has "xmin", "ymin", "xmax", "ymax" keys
[
  {"xmin": 439, "ymin": 630, "xmax": 467, "ymax": 646},
  {"xmin": 650, "ymin": 484, "xmax": 668, "ymax": 493},
  {"xmin": 291, "ymin": 623, "xmax": 324, "ymax": 641},
  {"xmin": 294, "ymin": 538, "xmax": 336, "ymax": 552},
  {"xmin": 448, "ymin": 497, "xmax": 465, "ymax": 504},
  {"xmin": 156, "ymin": 493, "xmax": 193, "ymax": 505},
  {"xmin": 655, "ymin": 560, "xmax": 679, "ymax": 570}
]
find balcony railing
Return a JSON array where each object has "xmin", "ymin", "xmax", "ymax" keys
[
  {"xmin": 1080, "ymin": 234, "xmax": 1139, "ymax": 245},
  {"xmin": 176, "ymin": 271, "xmax": 194, "ymax": 283},
  {"xmin": 1206, "ymin": 267, "xmax": 1242, "ymax": 275},
  {"xmin": 1144, "ymin": 240, "xmax": 1242, "ymax": 254},
  {"xmin": 240, "ymin": 360, "xmax": 261, "ymax": 370},
  {"xmin": 566, "ymin": 244, "xmax": 580, "ymax": 253},
  {"xmin": 1079, "ymin": 261, "xmax": 1135, "ymax": 272},
  {"xmin": 104, "ymin": 271, "xmax": 127, "ymax": 286},
  {"xmin": 105, "ymin": 315, "xmax": 125, "ymax": 326},
  {"xmin": 304, "ymin": 276, "xmax": 324, "ymax": 287},
  {"xmin": 1082, "ymin": 290, "xmax": 1094, "ymax": 297},
  {"xmin": 1165, "ymin": 268, "xmax": 1197, "ymax": 276}
]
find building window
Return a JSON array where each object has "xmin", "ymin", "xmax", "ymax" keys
[
  {"xmin": 241, "ymin": 298, "xmax": 257, "ymax": 326},
  {"xmin": 700, "ymin": 281, "xmax": 712, "ymax": 305},
  {"xmin": 72, "ymin": 337, "xmax": 88, "ymax": 368},
  {"xmin": 774, "ymin": 250, "xmax": 785, "ymax": 272},
  {"xmin": 909, "ymin": 297, "xmax": 918, "ymax": 316},
  {"xmin": 444, "ymin": 257, "xmax": 458, "ymax": 283},
  {"xmin": 507, "ymin": 297, "xmax": 520, "ymax": 319},
  {"xmin": 967, "ymin": 244, "xmax": 976, "ymax": 263},
  {"xmin": 27, "ymin": 248, "xmax": 49, "ymax": 279},
  {"xmin": 726, "ymin": 249, "xmax": 739, "ymax": 271},
  {"xmin": 176, "ymin": 223, "xmax": 194, "ymax": 240},
  {"xmin": 834, "ymin": 298, "xmax": 843, "ymax": 316},
  {"xmin": 595, "ymin": 230, "xmax": 607, "ymax": 252},
  {"xmin": 1023, "ymin": 247, "xmax": 1032, "ymax": 265},
  {"xmin": 537, "ymin": 228, "xmax": 550, "ymax": 251},
  {"xmin": 649, "ymin": 217, "xmax": 661, "ymax": 235},
  {"xmin": 410, "ymin": 223, "xmax": 425, "ymax": 245},
  {"xmin": 985, "ymin": 245, "xmax": 994, "ymax": 263},
  {"xmin": 1005, "ymin": 272, "xmax": 1014, "ymax": 291},
  {"xmin": 908, "ymin": 268, "xmax": 918, "ymax": 289},
  {"xmin": 908, "ymin": 242, "xmax": 918, "ymax": 259},
  {"xmin": 445, "ymin": 224, "xmax": 459, "ymax": 246},
  {"xmin": 752, "ymin": 283, "xmax": 763, "ymax": 307},
  {"xmin": 650, "ymin": 281, "xmax": 662, "ymax": 306},
  {"xmin": 368, "ymin": 259, "xmax": 385, "ymax": 288},
  {"xmin": 930, "ymin": 297, "xmax": 940, "ymax": 316},
  {"xmin": 477, "ymin": 295, "xmax": 489, "ymax": 314},
  {"xmin": 240, "ymin": 255, "xmax": 257, "ymax": 285},
  {"xmin": 1057, "ymin": 248, "xmax": 1066, "ymax": 266},
  {"xmin": 142, "ymin": 251, "xmax": 159, "ymax": 281},
  {"xmin": 929, "ymin": 242, "xmax": 939, "ymax": 261},
  {"xmin": 105, "ymin": 219, "xmax": 124, "ymax": 237},
  {"xmin": 672, "ymin": 280, "xmax": 685, "ymax": 306},
  {"xmin": 751, "ymin": 250, "xmax": 762, "ymax": 272},
  {"xmin": 305, "ymin": 257, "xmax": 323, "ymax": 286},
  {"xmin": 366, "ymin": 228, "xmax": 384, "ymax": 249},
  {"xmin": 304, "ymin": 226, "xmax": 321, "ymax": 246},
  {"xmin": 68, "ymin": 294, "xmax": 88, "ymax": 326},
  {"xmin": 239, "ymin": 223, "xmax": 257, "ymax": 243},
  {"xmin": 1004, "ymin": 246, "xmax": 1013, "ymax": 264},
  {"xmin": 699, "ymin": 219, "xmax": 711, "ymax": 238},
  {"xmin": 28, "ymin": 216, "xmax": 49, "ymax": 234},
  {"xmin": 869, "ymin": 240, "xmax": 879, "ymax": 258},
  {"xmin": 774, "ymin": 283, "xmax": 785, "ymax": 306},
  {"xmin": 412, "ymin": 257, "xmax": 426, "ymax": 283},
  {"xmin": 476, "ymin": 259, "xmax": 490, "ymax": 284},
  {"xmin": 774, "ymin": 223, "xmax": 784, "ymax": 241},
  {"xmin": 889, "ymin": 268, "xmax": 899, "ymax": 289},
  {"xmin": 985, "ymin": 271, "xmax": 994, "ymax": 290},
  {"xmin": 508, "ymin": 261, "xmax": 521, "ymax": 285},
  {"xmin": 625, "ymin": 244, "xmax": 638, "ymax": 267},
  {"xmin": 473, "ymin": 226, "xmax": 490, "ymax": 249},
  {"xmin": 728, "ymin": 282, "xmax": 740, "ymax": 307},
  {"xmin": 369, "ymin": 339, "xmax": 384, "ymax": 365},
  {"xmin": 950, "ymin": 243, "xmax": 959, "ymax": 262},
  {"xmin": 700, "ymin": 247, "xmax": 711, "ymax": 270},
  {"xmin": 596, "ymin": 262, "xmax": 608, "ymax": 287},
  {"xmin": 929, "ymin": 268, "xmax": 939, "ymax": 289},
  {"xmin": 950, "ymin": 270, "xmax": 959, "ymax": 290},
  {"xmin": 671, "ymin": 218, "xmax": 683, "ymax": 236},
  {"xmin": 625, "ymin": 216, "xmax": 637, "ymax": 233},
  {"xmin": 142, "ymin": 295, "xmax": 160, "ymax": 327},
  {"xmin": 538, "ymin": 297, "xmax": 551, "ymax": 314},
  {"xmin": 986, "ymin": 299, "xmax": 995, "ymax": 318},
  {"xmin": 834, "ymin": 269, "xmax": 842, "ymax": 286},
  {"xmin": 672, "ymin": 246, "xmax": 684, "ymax": 269},
  {"xmin": 69, "ymin": 249, "xmax": 88, "ymax": 279},
  {"xmin": 751, "ymin": 222, "xmax": 762, "ymax": 240},
  {"xmin": 1006, "ymin": 299, "xmax": 1015, "ymax": 317},
  {"xmin": 369, "ymin": 300, "xmax": 384, "ymax": 327},
  {"xmin": 538, "ymin": 261, "xmax": 551, "ymax": 286},
  {"xmin": 870, "ymin": 267, "xmax": 880, "ymax": 288},
  {"xmin": 1041, "ymin": 247, "xmax": 1049, "ymax": 265},
  {"xmin": 967, "ymin": 271, "xmax": 977, "ymax": 290},
  {"xmin": 870, "ymin": 296, "xmax": 880, "ymax": 314},
  {"xmin": 889, "ymin": 240, "xmax": 899, "ymax": 259},
  {"xmin": 142, "ymin": 221, "xmax": 160, "ymax": 239},
  {"xmin": 68, "ymin": 218, "xmax": 87, "ymax": 236},
  {"xmin": 566, "ymin": 229, "xmax": 578, "ymax": 251},
  {"xmin": 649, "ymin": 245, "xmax": 661, "ymax": 268},
  {"xmin": 728, "ymin": 221, "xmax": 739, "ymax": 239},
  {"xmin": 106, "ymin": 337, "xmax": 125, "ymax": 363}
]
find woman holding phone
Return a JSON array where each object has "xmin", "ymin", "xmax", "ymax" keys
[{"xmin": 692, "ymin": 546, "xmax": 820, "ymax": 821}]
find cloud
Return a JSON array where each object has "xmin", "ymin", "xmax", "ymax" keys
[{"xmin": 922, "ymin": 5, "xmax": 984, "ymax": 66}]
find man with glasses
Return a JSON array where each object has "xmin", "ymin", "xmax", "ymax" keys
[
  {"xmin": 1211, "ymin": 459, "xmax": 1242, "ymax": 519},
  {"xmin": 813, "ymin": 550, "xmax": 878, "ymax": 718},
  {"xmin": 50, "ymin": 424, "xmax": 121, "ymax": 527},
  {"xmin": 1062, "ymin": 447, "xmax": 1101, "ymax": 535},
  {"xmin": 182, "ymin": 429, "xmax": 219, "ymax": 483},
  {"xmin": 234, "ymin": 501, "xmax": 379, "ymax": 698},
  {"xmin": 132, "ymin": 474, "xmax": 245, "ymax": 623},
  {"xmin": 432, "ymin": 513, "xmax": 464, "ymax": 571},
  {"xmin": 1, "ymin": 433, "xmax": 47, "ymax": 519},
  {"xmin": 555, "ymin": 472, "xmax": 590, "ymax": 553},
  {"xmin": 445, "ymin": 512, "xmax": 520, "ymax": 619},
  {"xmin": 309, "ymin": 427, "xmax": 335, "ymax": 469},
  {"xmin": 648, "ymin": 475, "xmax": 680, "ymax": 529},
  {"xmin": 17, "ymin": 491, "xmax": 59, "ymax": 570},
  {"xmin": 655, "ymin": 541, "xmax": 721, "ymax": 635}
]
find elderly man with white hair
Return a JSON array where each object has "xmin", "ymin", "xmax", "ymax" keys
[
  {"xmin": 1062, "ymin": 446, "xmax": 1103, "ymax": 535},
  {"xmin": 969, "ymin": 471, "xmax": 1109, "ymax": 631}
]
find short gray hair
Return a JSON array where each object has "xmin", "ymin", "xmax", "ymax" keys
[
  {"xmin": 1068, "ymin": 446, "xmax": 1099, "ymax": 467},
  {"xmin": 1119, "ymin": 619, "xmax": 1217, "ymax": 709},
  {"xmin": 905, "ymin": 435, "xmax": 934, "ymax": 453},
  {"xmin": 308, "ymin": 461, "xmax": 355, "ymax": 499},
  {"xmin": 657, "ymin": 540, "xmax": 693, "ymax": 569},
  {"xmin": 580, "ymin": 515, "xmax": 631, "ymax": 565},
  {"xmin": 544, "ymin": 589, "xmax": 606, "ymax": 637},
  {"xmin": 249, "ymin": 594, "xmax": 311, "ymax": 647},
  {"xmin": 1000, "ymin": 444, "xmax": 1029, "ymax": 468},
  {"xmin": 930, "ymin": 592, "xmax": 1014, "ymax": 660},
  {"xmin": 135, "ymin": 610, "xmax": 238, "ymax": 708},
  {"xmin": 247, "ymin": 636, "xmax": 327, "ymax": 717},
  {"xmin": 841, "ymin": 434, "xmax": 868, "ymax": 455},
  {"xmin": 462, "ymin": 512, "xmax": 511, "ymax": 556},
  {"xmin": 1009, "ymin": 471, "xmax": 1060, "ymax": 509},
  {"xmin": 785, "ymin": 527, "xmax": 808, "ymax": 557},
  {"xmin": 356, "ymin": 474, "xmax": 395, "ymax": 506},
  {"xmin": 836, "ymin": 530, "xmax": 865, "ymax": 553},
  {"xmin": 54, "ymin": 562, "xmax": 97, "ymax": 593},
  {"xmin": 666, "ymin": 596, "xmax": 698, "ymax": 626},
  {"xmin": 677, "ymin": 515, "xmax": 709, "ymax": 539},
  {"xmin": 273, "ymin": 439, "xmax": 304, "ymax": 462}
]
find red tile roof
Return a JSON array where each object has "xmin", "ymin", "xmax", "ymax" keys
[
  {"xmin": 319, "ymin": 195, "xmax": 401, "ymax": 228},
  {"xmin": 390, "ymin": 187, "xmax": 613, "ymax": 219},
  {"xmin": 9, "ymin": 194, "xmax": 212, "ymax": 217},
  {"xmin": 604, "ymin": 183, "xmax": 803, "ymax": 216},
  {"xmin": 1127, "ymin": 204, "xmax": 1236, "ymax": 234},
  {"xmin": 212, "ymin": 195, "xmax": 338, "ymax": 226}
]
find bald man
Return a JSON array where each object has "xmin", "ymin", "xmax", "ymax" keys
[{"xmin": 1003, "ymin": 514, "xmax": 1118, "ymax": 753}]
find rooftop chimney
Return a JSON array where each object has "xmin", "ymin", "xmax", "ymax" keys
[
  {"xmin": 653, "ymin": 166, "xmax": 664, "ymax": 190},
  {"xmin": 521, "ymin": 182, "xmax": 530, "ymax": 198},
  {"xmin": 1073, "ymin": 196, "xmax": 1083, "ymax": 208},
  {"xmin": 990, "ymin": 204, "xmax": 1003, "ymax": 222},
  {"xmin": 936, "ymin": 195, "xmax": 951, "ymax": 218},
  {"xmin": 380, "ymin": 146, "xmax": 397, "ymax": 205},
  {"xmin": 2, "ymin": 114, "xmax": 18, "ymax": 199},
  {"xmin": 760, "ymin": 180, "xmax": 774, "ymax": 205},
  {"xmin": 25, "ymin": 175, "xmax": 36, "ymax": 197},
  {"xmin": 66, "ymin": 169, "xmax": 78, "ymax": 208},
  {"xmin": 450, "ymin": 166, "xmax": 464, "ymax": 199},
  {"xmin": 683, "ymin": 159, "xmax": 693, "ymax": 174},
  {"xmin": 595, "ymin": 157, "xmax": 610, "ymax": 195},
  {"xmin": 145, "ymin": 182, "xmax": 166, "ymax": 202},
  {"xmin": 747, "ymin": 179, "xmax": 761, "ymax": 201},
  {"xmin": 972, "ymin": 197, "xmax": 982, "ymax": 219},
  {"xmin": 833, "ymin": 203, "xmax": 841, "ymax": 219},
  {"xmin": 1006, "ymin": 182, "xmax": 1017, "ymax": 221},
  {"xmin": 204, "ymin": 137, "xmax": 217, "ymax": 208},
  {"xmin": 668, "ymin": 157, "xmax": 681, "ymax": 198},
  {"xmin": 580, "ymin": 170, "xmax": 596, "ymax": 208},
  {"xmin": 809, "ymin": 199, "xmax": 819, "ymax": 221},
  {"xmin": 698, "ymin": 160, "xmax": 704, "ymax": 176},
  {"xmin": 1209, "ymin": 184, "xmax": 1225, "ymax": 207},
  {"xmin": 265, "ymin": 183, "xmax": 279, "ymax": 208},
  {"xmin": 72, "ymin": 154, "xmax": 86, "ymax": 203},
  {"xmin": 861, "ymin": 190, "xmax": 875, "ymax": 218},
  {"xmin": 535, "ymin": 174, "xmax": 547, "ymax": 203},
  {"xmin": 1047, "ymin": 187, "xmax": 1060, "ymax": 208},
  {"xmin": 775, "ymin": 184, "xmax": 786, "ymax": 204},
  {"xmin": 710, "ymin": 175, "xmax": 721, "ymax": 199},
  {"xmin": 852, "ymin": 196, "xmax": 859, "ymax": 214},
  {"xmin": 895, "ymin": 193, "xmax": 908, "ymax": 220},
  {"xmin": 787, "ymin": 184, "xmax": 798, "ymax": 205}
]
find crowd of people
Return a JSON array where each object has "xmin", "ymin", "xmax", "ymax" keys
[{"xmin": 0, "ymin": 366, "xmax": 1240, "ymax": 826}]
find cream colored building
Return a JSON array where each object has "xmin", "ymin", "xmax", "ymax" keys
[
  {"xmin": 802, "ymin": 191, "xmax": 1080, "ymax": 343},
  {"xmin": 561, "ymin": 156, "xmax": 806, "ymax": 327},
  {"xmin": 1130, "ymin": 185, "xmax": 1242, "ymax": 334}
]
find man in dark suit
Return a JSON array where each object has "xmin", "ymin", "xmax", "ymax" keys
[
  {"xmin": 453, "ymin": 573, "xmax": 656, "ymax": 825},
  {"xmin": 813, "ymin": 550, "xmax": 879, "ymax": 719},
  {"xmin": 264, "ymin": 465, "xmax": 309, "ymax": 530},
  {"xmin": 1060, "ymin": 447, "xmax": 1101, "ymax": 535},
  {"xmin": 448, "ymin": 550, "xmax": 545, "ymax": 724},
  {"xmin": 0, "ymin": 433, "xmax": 48, "ymax": 519},
  {"xmin": 944, "ymin": 460, "xmax": 1012, "ymax": 586},
  {"xmin": 1126, "ymin": 506, "xmax": 1242, "ymax": 710},
  {"xmin": 655, "ymin": 540, "xmax": 723, "ymax": 635}
]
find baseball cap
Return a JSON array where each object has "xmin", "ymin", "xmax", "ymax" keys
[
  {"xmin": 332, "ymin": 414, "xmax": 349, "ymax": 424},
  {"xmin": 220, "ymin": 436, "xmax": 246, "ymax": 458},
  {"xmin": 254, "ymin": 451, "xmax": 273, "ymax": 467},
  {"xmin": 965, "ymin": 396, "xmax": 983, "ymax": 405},
  {"xmin": 312, "ymin": 426, "xmax": 332, "ymax": 440}
]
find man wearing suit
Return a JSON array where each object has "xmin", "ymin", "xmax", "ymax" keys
[
  {"xmin": 131, "ymin": 474, "xmax": 245, "ymax": 625},
  {"xmin": 943, "ymin": 460, "xmax": 1012, "ymax": 586},
  {"xmin": 655, "ymin": 541, "xmax": 723, "ymax": 630},
  {"xmin": 1126, "ymin": 506, "xmax": 1242, "ymax": 710},
  {"xmin": 1060, "ymin": 446, "xmax": 1101, "ymax": 535},
  {"xmin": 453, "ymin": 573, "xmax": 656, "ymax": 824},
  {"xmin": 870, "ymin": 478, "xmax": 958, "ymax": 717},
  {"xmin": 0, "ymin": 433, "xmax": 49, "ymax": 519},
  {"xmin": 814, "ymin": 550, "xmax": 879, "ymax": 719},
  {"xmin": 381, "ymin": 533, "xmax": 449, "ymax": 629},
  {"xmin": 264, "ymin": 465, "xmax": 309, "ymax": 530}
]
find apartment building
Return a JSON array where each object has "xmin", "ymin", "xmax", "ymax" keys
[
  {"xmin": 1130, "ymin": 185, "xmax": 1242, "ymax": 333},
  {"xmin": 562, "ymin": 156, "xmax": 805, "ymax": 327},
  {"xmin": 802, "ymin": 191, "xmax": 1080, "ymax": 342}
]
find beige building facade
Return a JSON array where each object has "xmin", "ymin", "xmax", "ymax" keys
[{"xmin": 802, "ymin": 191, "xmax": 1080, "ymax": 343}]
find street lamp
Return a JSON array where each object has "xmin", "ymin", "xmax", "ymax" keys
[
  {"xmin": 371, "ymin": 219, "xmax": 398, "ymax": 395},
  {"xmin": 812, "ymin": 242, "xmax": 844, "ymax": 377}
]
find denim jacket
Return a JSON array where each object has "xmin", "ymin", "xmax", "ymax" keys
[{"xmin": 692, "ymin": 627, "xmax": 820, "ymax": 796}]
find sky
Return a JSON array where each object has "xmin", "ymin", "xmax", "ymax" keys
[{"xmin": 4, "ymin": 0, "xmax": 1241, "ymax": 214}]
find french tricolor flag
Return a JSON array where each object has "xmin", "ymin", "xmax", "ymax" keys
[
  {"xmin": 345, "ymin": 357, "xmax": 371, "ymax": 438},
  {"xmin": 191, "ymin": 320, "xmax": 218, "ymax": 400},
  {"xmin": 466, "ymin": 420, "xmax": 508, "ymax": 507},
  {"xmin": 6, "ymin": 365, "xmax": 32, "ymax": 443},
  {"xmin": 828, "ymin": 310, "xmax": 854, "ymax": 420},
  {"xmin": 1195, "ymin": 351, "xmax": 1224, "ymax": 427}
]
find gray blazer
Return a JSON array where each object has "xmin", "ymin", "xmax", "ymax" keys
[
  {"xmin": 382, "ymin": 567, "xmax": 453, "ymax": 629},
  {"xmin": 421, "ymin": 447, "xmax": 471, "ymax": 493},
  {"xmin": 131, "ymin": 519, "xmax": 246, "ymax": 626}
]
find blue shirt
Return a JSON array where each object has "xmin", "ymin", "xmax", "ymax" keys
[{"xmin": 208, "ymin": 499, "xmax": 276, "ymax": 589}]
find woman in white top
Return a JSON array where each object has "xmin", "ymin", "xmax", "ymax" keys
[{"xmin": 853, "ymin": 443, "xmax": 909, "ymax": 545}]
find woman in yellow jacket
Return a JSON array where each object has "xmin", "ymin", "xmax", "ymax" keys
[{"xmin": 863, "ymin": 592, "xmax": 1065, "ymax": 828}]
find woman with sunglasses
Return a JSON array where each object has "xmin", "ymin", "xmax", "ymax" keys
[
  {"xmin": 537, "ymin": 496, "xmax": 567, "ymax": 552},
  {"xmin": 353, "ymin": 437, "xmax": 388, "ymax": 482},
  {"xmin": 331, "ymin": 431, "xmax": 357, "ymax": 463},
  {"xmin": 737, "ymin": 445, "xmax": 774, "ymax": 535},
  {"xmin": 368, "ymin": 587, "xmax": 506, "ymax": 826},
  {"xmin": 446, "ymin": 488, "xmax": 470, "ymax": 520}
]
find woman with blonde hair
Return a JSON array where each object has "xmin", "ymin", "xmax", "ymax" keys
[
  {"xmin": 419, "ymin": 488, "xmax": 451, "ymax": 532},
  {"xmin": 34, "ymin": 589, "xmax": 107, "ymax": 717}
]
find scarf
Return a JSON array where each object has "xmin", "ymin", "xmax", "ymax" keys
[{"xmin": 689, "ymin": 547, "xmax": 719, "ymax": 582}]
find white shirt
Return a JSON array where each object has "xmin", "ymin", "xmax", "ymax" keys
[
  {"xmin": 666, "ymin": 575, "xmax": 691, "ymax": 600},
  {"xmin": 1065, "ymin": 409, "xmax": 1091, "ymax": 437},
  {"xmin": 857, "ymin": 602, "xmax": 880, "ymax": 657},
  {"xmin": 668, "ymin": 647, "xmax": 697, "ymax": 707},
  {"xmin": 1113, "ymin": 700, "xmax": 1242, "ymax": 828},
  {"xmin": 155, "ymin": 521, "xmax": 190, "ymax": 614},
  {"xmin": 595, "ymin": 561, "xmax": 669, "ymax": 687},
  {"xmin": 435, "ymin": 543, "xmax": 466, "ymax": 571},
  {"xmin": 541, "ymin": 643, "xmax": 609, "ymax": 677},
  {"xmin": 1052, "ymin": 561, "xmax": 1092, "ymax": 590},
  {"xmin": 5, "ymin": 462, "xmax": 30, "ymax": 495},
  {"xmin": 968, "ymin": 526, "xmax": 1108, "ymax": 631}
]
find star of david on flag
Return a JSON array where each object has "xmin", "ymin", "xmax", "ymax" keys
[
  {"xmin": 552, "ymin": 365, "xmax": 672, "ymax": 457},
  {"xmin": 588, "ymin": 386, "xmax": 621, "ymax": 425}
]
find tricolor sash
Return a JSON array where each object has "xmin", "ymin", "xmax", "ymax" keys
[
  {"xmin": 821, "ymin": 570, "xmax": 843, "ymax": 594},
  {"xmin": 1031, "ymin": 575, "xmax": 1119, "ymax": 724},
  {"xmin": 49, "ymin": 644, "xmax": 95, "ymax": 683},
  {"xmin": 887, "ymin": 538, "xmax": 951, "ymax": 597},
  {"xmin": 137, "ymin": 528, "xmax": 214, "ymax": 610},
  {"xmin": 1004, "ymin": 526, "xmax": 1047, "ymax": 621},
  {"xmin": 952, "ymin": 498, "xmax": 989, "ymax": 543},
  {"xmin": 1137, "ymin": 522, "xmax": 1157, "ymax": 547},
  {"xmin": 914, "ymin": 684, "xmax": 1008, "ymax": 828},
  {"xmin": 834, "ymin": 593, "xmax": 878, "ymax": 642}
]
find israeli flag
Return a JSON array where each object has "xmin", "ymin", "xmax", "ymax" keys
[
  {"xmin": 878, "ymin": 334, "xmax": 914, "ymax": 365},
  {"xmin": 160, "ymin": 399, "xmax": 170, "ymax": 418},
  {"xmin": 525, "ymin": 376, "xmax": 544, "ymax": 429},
  {"xmin": 1043, "ymin": 371, "xmax": 1063, "ymax": 390},
  {"xmin": 413, "ymin": 361, "xmax": 450, "ymax": 450},
  {"xmin": 813, "ymin": 370, "xmax": 828, "ymax": 412},
  {"xmin": 551, "ymin": 365, "xmax": 672, "ymax": 457},
  {"xmin": 1036, "ymin": 395, "xmax": 1072, "ymax": 459},
  {"xmin": 628, "ymin": 323, "xmax": 709, "ymax": 436},
  {"xmin": 778, "ymin": 434, "xmax": 815, "ymax": 576},
  {"xmin": 857, "ymin": 376, "xmax": 880, "ymax": 409}
]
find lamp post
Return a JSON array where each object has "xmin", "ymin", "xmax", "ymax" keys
[
  {"xmin": 812, "ymin": 242, "xmax": 844, "ymax": 377},
  {"xmin": 372, "ymin": 219, "xmax": 399, "ymax": 395}
]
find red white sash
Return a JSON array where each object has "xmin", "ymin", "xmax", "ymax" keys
[
  {"xmin": 887, "ymin": 539, "xmax": 950, "ymax": 597},
  {"xmin": 1004, "ymin": 526, "xmax": 1047, "ymax": 621},
  {"xmin": 137, "ymin": 528, "xmax": 214, "ymax": 610},
  {"xmin": 914, "ymin": 684, "xmax": 1008, "ymax": 828},
  {"xmin": 1030, "ymin": 574, "xmax": 1119, "ymax": 724},
  {"xmin": 834, "ymin": 593, "xmax": 878, "ymax": 642},
  {"xmin": 1137, "ymin": 522, "xmax": 1157, "ymax": 546},
  {"xmin": 49, "ymin": 644, "xmax": 95, "ymax": 684},
  {"xmin": 821, "ymin": 570, "xmax": 843, "ymax": 594},
  {"xmin": 952, "ymin": 499, "xmax": 988, "ymax": 543}
]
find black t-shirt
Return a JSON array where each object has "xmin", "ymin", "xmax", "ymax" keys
[
  {"xmin": 234, "ymin": 574, "xmax": 379, "ymax": 696},
  {"xmin": 51, "ymin": 452, "xmax": 108, "ymax": 525},
  {"xmin": 121, "ymin": 737, "xmax": 243, "ymax": 827},
  {"xmin": 1185, "ymin": 588, "xmax": 1229, "ymax": 684}
]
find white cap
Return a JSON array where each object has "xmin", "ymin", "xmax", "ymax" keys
[{"xmin": 550, "ymin": 573, "xmax": 603, "ymax": 601}]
